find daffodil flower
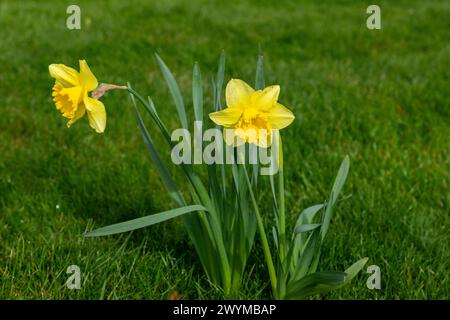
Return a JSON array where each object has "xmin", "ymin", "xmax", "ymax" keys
[
  {"xmin": 49, "ymin": 60, "xmax": 106, "ymax": 133},
  {"xmin": 209, "ymin": 79, "xmax": 295, "ymax": 147}
]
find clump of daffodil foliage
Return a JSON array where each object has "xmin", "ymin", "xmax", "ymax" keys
[{"xmin": 48, "ymin": 52, "xmax": 367, "ymax": 298}]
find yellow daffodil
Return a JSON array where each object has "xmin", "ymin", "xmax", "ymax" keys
[
  {"xmin": 209, "ymin": 79, "xmax": 295, "ymax": 147},
  {"xmin": 49, "ymin": 60, "xmax": 106, "ymax": 133}
]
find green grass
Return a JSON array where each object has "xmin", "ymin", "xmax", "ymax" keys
[{"xmin": 0, "ymin": 0, "xmax": 449, "ymax": 299}]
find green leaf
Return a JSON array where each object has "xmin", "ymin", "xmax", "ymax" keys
[
  {"xmin": 272, "ymin": 226, "xmax": 279, "ymax": 250},
  {"xmin": 330, "ymin": 155, "xmax": 350, "ymax": 207},
  {"xmin": 213, "ymin": 52, "xmax": 227, "ymax": 198},
  {"xmin": 292, "ymin": 230, "xmax": 320, "ymax": 281},
  {"xmin": 127, "ymin": 87, "xmax": 172, "ymax": 144},
  {"xmin": 252, "ymin": 158, "xmax": 259, "ymax": 188},
  {"xmin": 84, "ymin": 205, "xmax": 206, "ymax": 237},
  {"xmin": 210, "ymin": 76, "xmax": 217, "ymax": 113},
  {"xmin": 155, "ymin": 53, "xmax": 188, "ymax": 129},
  {"xmin": 252, "ymin": 52, "xmax": 265, "ymax": 185},
  {"xmin": 321, "ymin": 155, "xmax": 350, "ymax": 240},
  {"xmin": 308, "ymin": 246, "xmax": 322, "ymax": 274},
  {"xmin": 269, "ymin": 172, "xmax": 279, "ymax": 214},
  {"xmin": 206, "ymin": 163, "xmax": 221, "ymax": 216},
  {"xmin": 286, "ymin": 271, "xmax": 347, "ymax": 299},
  {"xmin": 342, "ymin": 257, "xmax": 368, "ymax": 284},
  {"xmin": 290, "ymin": 204, "xmax": 323, "ymax": 271},
  {"xmin": 215, "ymin": 51, "xmax": 226, "ymax": 111},
  {"xmin": 294, "ymin": 223, "xmax": 321, "ymax": 234},
  {"xmin": 146, "ymin": 96, "xmax": 172, "ymax": 144},
  {"xmin": 128, "ymin": 87, "xmax": 185, "ymax": 206},
  {"xmin": 193, "ymin": 62, "xmax": 203, "ymax": 122},
  {"xmin": 255, "ymin": 51, "xmax": 265, "ymax": 90},
  {"xmin": 294, "ymin": 204, "xmax": 324, "ymax": 231},
  {"xmin": 320, "ymin": 192, "xmax": 334, "ymax": 241}
]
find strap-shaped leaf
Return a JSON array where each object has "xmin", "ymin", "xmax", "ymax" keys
[
  {"xmin": 212, "ymin": 52, "xmax": 227, "ymax": 197},
  {"xmin": 127, "ymin": 86, "xmax": 172, "ymax": 145},
  {"xmin": 214, "ymin": 51, "xmax": 226, "ymax": 111},
  {"xmin": 269, "ymin": 173, "xmax": 279, "ymax": 214},
  {"xmin": 128, "ymin": 87, "xmax": 185, "ymax": 206},
  {"xmin": 290, "ymin": 204, "xmax": 323, "ymax": 271},
  {"xmin": 294, "ymin": 204, "xmax": 324, "ymax": 233},
  {"xmin": 330, "ymin": 155, "xmax": 350, "ymax": 207},
  {"xmin": 252, "ymin": 52, "xmax": 265, "ymax": 186},
  {"xmin": 84, "ymin": 205, "xmax": 206, "ymax": 237},
  {"xmin": 321, "ymin": 155, "xmax": 350, "ymax": 240},
  {"xmin": 292, "ymin": 229, "xmax": 320, "ymax": 281},
  {"xmin": 192, "ymin": 62, "xmax": 203, "ymax": 122},
  {"xmin": 342, "ymin": 257, "xmax": 368, "ymax": 285},
  {"xmin": 294, "ymin": 223, "xmax": 321, "ymax": 234},
  {"xmin": 255, "ymin": 50, "xmax": 265, "ymax": 90},
  {"xmin": 146, "ymin": 96, "xmax": 172, "ymax": 144},
  {"xmin": 286, "ymin": 271, "xmax": 346, "ymax": 299},
  {"xmin": 155, "ymin": 53, "xmax": 188, "ymax": 129}
]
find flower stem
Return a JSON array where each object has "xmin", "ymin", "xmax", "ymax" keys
[
  {"xmin": 278, "ymin": 139, "xmax": 286, "ymax": 264},
  {"xmin": 242, "ymin": 163, "xmax": 277, "ymax": 295}
]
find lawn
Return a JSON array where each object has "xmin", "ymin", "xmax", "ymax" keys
[{"xmin": 0, "ymin": 0, "xmax": 449, "ymax": 299}]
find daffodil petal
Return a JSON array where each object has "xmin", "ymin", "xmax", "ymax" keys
[
  {"xmin": 265, "ymin": 103, "xmax": 295, "ymax": 129},
  {"xmin": 209, "ymin": 107, "xmax": 243, "ymax": 127},
  {"xmin": 84, "ymin": 95, "xmax": 106, "ymax": 133},
  {"xmin": 251, "ymin": 85, "xmax": 280, "ymax": 111},
  {"xmin": 49, "ymin": 64, "xmax": 80, "ymax": 87},
  {"xmin": 79, "ymin": 60, "xmax": 98, "ymax": 92},
  {"xmin": 67, "ymin": 104, "xmax": 86, "ymax": 128},
  {"xmin": 226, "ymin": 79, "xmax": 254, "ymax": 108}
]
